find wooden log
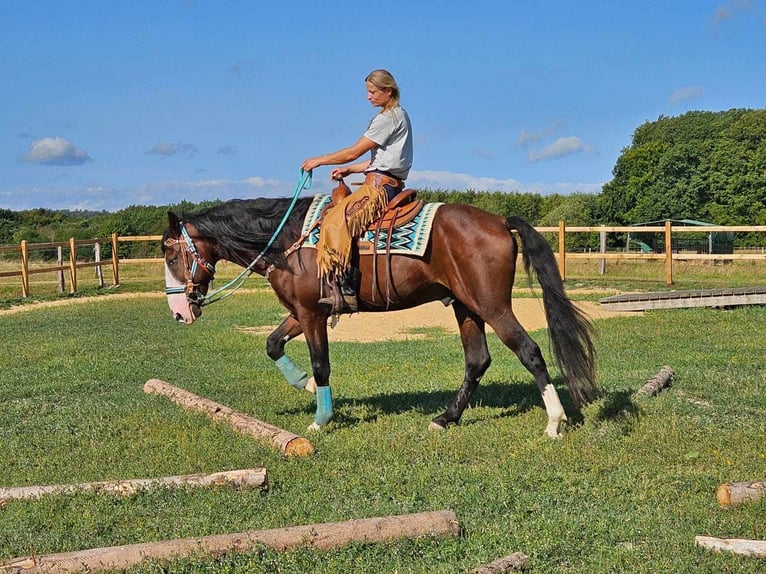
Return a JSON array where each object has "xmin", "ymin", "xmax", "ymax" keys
[
  {"xmin": 716, "ymin": 480, "xmax": 766, "ymax": 508},
  {"xmin": 0, "ymin": 509, "xmax": 460, "ymax": 574},
  {"xmin": 471, "ymin": 552, "xmax": 528, "ymax": 573},
  {"xmin": 144, "ymin": 379, "xmax": 314, "ymax": 457},
  {"xmin": 694, "ymin": 535, "xmax": 766, "ymax": 558},
  {"xmin": 0, "ymin": 468, "xmax": 267, "ymax": 503},
  {"xmin": 637, "ymin": 365, "xmax": 674, "ymax": 396}
]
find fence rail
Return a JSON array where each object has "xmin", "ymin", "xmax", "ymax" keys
[{"xmin": 1, "ymin": 223, "xmax": 765, "ymax": 299}]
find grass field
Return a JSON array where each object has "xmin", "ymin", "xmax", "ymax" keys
[{"xmin": 1, "ymin": 263, "xmax": 765, "ymax": 572}]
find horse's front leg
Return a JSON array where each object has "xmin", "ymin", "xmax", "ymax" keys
[
  {"xmin": 266, "ymin": 315, "xmax": 311, "ymax": 391},
  {"xmin": 296, "ymin": 311, "xmax": 333, "ymax": 431}
]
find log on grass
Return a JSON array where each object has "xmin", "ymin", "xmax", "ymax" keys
[
  {"xmin": 144, "ymin": 378, "xmax": 314, "ymax": 457},
  {"xmin": 716, "ymin": 480, "xmax": 766, "ymax": 508},
  {"xmin": 637, "ymin": 365, "xmax": 675, "ymax": 396},
  {"xmin": 0, "ymin": 468, "xmax": 267, "ymax": 503},
  {"xmin": 694, "ymin": 535, "xmax": 766, "ymax": 558},
  {"xmin": 471, "ymin": 551, "xmax": 528, "ymax": 573},
  {"xmin": 0, "ymin": 509, "xmax": 460, "ymax": 574}
]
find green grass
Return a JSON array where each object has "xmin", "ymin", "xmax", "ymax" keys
[{"xmin": 1, "ymin": 284, "xmax": 765, "ymax": 573}]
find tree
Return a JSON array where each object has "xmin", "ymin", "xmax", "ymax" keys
[{"xmin": 600, "ymin": 109, "xmax": 766, "ymax": 226}]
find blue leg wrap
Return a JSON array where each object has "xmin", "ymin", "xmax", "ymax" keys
[
  {"xmin": 275, "ymin": 355, "xmax": 308, "ymax": 390},
  {"xmin": 315, "ymin": 385, "xmax": 334, "ymax": 426}
]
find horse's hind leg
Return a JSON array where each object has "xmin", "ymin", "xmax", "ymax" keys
[
  {"xmin": 266, "ymin": 315, "xmax": 310, "ymax": 391},
  {"xmin": 430, "ymin": 302, "xmax": 491, "ymax": 430},
  {"xmin": 491, "ymin": 311, "xmax": 567, "ymax": 438}
]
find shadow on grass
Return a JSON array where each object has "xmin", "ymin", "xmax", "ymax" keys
[
  {"xmin": 278, "ymin": 379, "xmax": 589, "ymax": 429},
  {"xmin": 591, "ymin": 388, "xmax": 642, "ymax": 435}
]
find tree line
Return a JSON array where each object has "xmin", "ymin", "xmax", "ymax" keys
[{"xmin": 2, "ymin": 108, "xmax": 764, "ymax": 257}]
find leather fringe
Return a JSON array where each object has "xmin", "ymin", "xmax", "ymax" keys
[{"xmin": 317, "ymin": 182, "xmax": 388, "ymax": 280}]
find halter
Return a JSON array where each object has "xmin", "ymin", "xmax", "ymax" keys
[
  {"xmin": 164, "ymin": 224, "xmax": 216, "ymax": 303},
  {"xmin": 164, "ymin": 169, "xmax": 313, "ymax": 307}
]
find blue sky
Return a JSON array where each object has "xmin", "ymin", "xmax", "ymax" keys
[{"xmin": 1, "ymin": 1, "xmax": 764, "ymax": 212}]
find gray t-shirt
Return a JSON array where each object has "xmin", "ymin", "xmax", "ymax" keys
[{"xmin": 363, "ymin": 106, "xmax": 413, "ymax": 181}]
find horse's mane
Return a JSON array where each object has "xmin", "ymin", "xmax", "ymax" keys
[{"xmin": 180, "ymin": 197, "xmax": 315, "ymax": 269}]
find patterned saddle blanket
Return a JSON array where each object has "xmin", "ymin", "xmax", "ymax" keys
[{"xmin": 300, "ymin": 193, "xmax": 443, "ymax": 257}]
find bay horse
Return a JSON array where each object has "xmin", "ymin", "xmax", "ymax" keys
[{"xmin": 162, "ymin": 193, "xmax": 600, "ymax": 437}]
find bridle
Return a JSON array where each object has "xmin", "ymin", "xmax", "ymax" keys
[
  {"xmin": 163, "ymin": 169, "xmax": 313, "ymax": 308},
  {"xmin": 164, "ymin": 224, "xmax": 216, "ymax": 306}
]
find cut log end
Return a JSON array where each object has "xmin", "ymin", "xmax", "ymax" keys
[
  {"xmin": 284, "ymin": 437, "xmax": 315, "ymax": 457},
  {"xmin": 716, "ymin": 483, "xmax": 732, "ymax": 508},
  {"xmin": 716, "ymin": 480, "xmax": 766, "ymax": 508}
]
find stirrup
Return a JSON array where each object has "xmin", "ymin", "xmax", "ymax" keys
[
  {"xmin": 318, "ymin": 279, "xmax": 358, "ymax": 315},
  {"xmin": 318, "ymin": 293, "xmax": 358, "ymax": 315}
]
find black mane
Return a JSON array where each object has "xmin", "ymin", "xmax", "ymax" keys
[{"xmin": 180, "ymin": 196, "xmax": 315, "ymax": 269}]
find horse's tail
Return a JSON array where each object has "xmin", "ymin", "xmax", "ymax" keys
[{"xmin": 506, "ymin": 216, "xmax": 601, "ymax": 406}]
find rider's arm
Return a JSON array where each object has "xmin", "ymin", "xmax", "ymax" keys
[{"xmin": 302, "ymin": 136, "xmax": 376, "ymax": 173}]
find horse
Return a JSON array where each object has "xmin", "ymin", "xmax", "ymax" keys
[{"xmin": 161, "ymin": 192, "xmax": 600, "ymax": 437}]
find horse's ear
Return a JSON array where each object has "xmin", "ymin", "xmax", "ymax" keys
[{"xmin": 167, "ymin": 212, "xmax": 181, "ymax": 235}]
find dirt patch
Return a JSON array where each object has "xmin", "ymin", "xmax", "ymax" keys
[
  {"xmin": 239, "ymin": 298, "xmax": 639, "ymax": 343},
  {"xmin": 1, "ymin": 290, "xmax": 639, "ymax": 342},
  {"xmin": 0, "ymin": 292, "xmax": 163, "ymax": 316}
]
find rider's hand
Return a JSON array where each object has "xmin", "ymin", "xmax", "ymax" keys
[
  {"xmin": 330, "ymin": 167, "xmax": 349, "ymax": 181},
  {"xmin": 302, "ymin": 158, "xmax": 320, "ymax": 172}
]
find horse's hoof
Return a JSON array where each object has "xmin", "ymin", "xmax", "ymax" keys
[
  {"xmin": 428, "ymin": 421, "xmax": 447, "ymax": 432},
  {"xmin": 307, "ymin": 422, "xmax": 322, "ymax": 432},
  {"xmin": 304, "ymin": 377, "xmax": 317, "ymax": 394},
  {"xmin": 545, "ymin": 421, "xmax": 563, "ymax": 439}
]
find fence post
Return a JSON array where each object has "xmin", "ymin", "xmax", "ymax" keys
[
  {"xmin": 20, "ymin": 240, "xmax": 30, "ymax": 298},
  {"xmin": 599, "ymin": 226, "xmax": 606, "ymax": 275},
  {"xmin": 664, "ymin": 220, "xmax": 673, "ymax": 286},
  {"xmin": 69, "ymin": 237, "xmax": 78, "ymax": 293},
  {"xmin": 111, "ymin": 232, "xmax": 120, "ymax": 286},
  {"xmin": 94, "ymin": 241, "xmax": 104, "ymax": 287},
  {"xmin": 558, "ymin": 220, "xmax": 566, "ymax": 281},
  {"xmin": 57, "ymin": 245, "xmax": 65, "ymax": 293}
]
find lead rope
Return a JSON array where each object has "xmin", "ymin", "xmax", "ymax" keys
[{"xmin": 201, "ymin": 169, "xmax": 313, "ymax": 306}]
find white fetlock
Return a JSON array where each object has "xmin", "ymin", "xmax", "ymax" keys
[
  {"xmin": 307, "ymin": 422, "xmax": 323, "ymax": 432},
  {"xmin": 541, "ymin": 384, "xmax": 566, "ymax": 439},
  {"xmin": 428, "ymin": 421, "xmax": 447, "ymax": 432},
  {"xmin": 304, "ymin": 376, "xmax": 317, "ymax": 394}
]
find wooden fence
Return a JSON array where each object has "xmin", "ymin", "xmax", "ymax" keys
[
  {"xmin": 1, "ymin": 223, "xmax": 765, "ymax": 299},
  {"xmin": 0, "ymin": 234, "xmax": 119, "ymax": 298},
  {"xmin": 540, "ymin": 222, "xmax": 766, "ymax": 284}
]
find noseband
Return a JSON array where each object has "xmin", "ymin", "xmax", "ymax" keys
[{"xmin": 164, "ymin": 224, "xmax": 216, "ymax": 305}]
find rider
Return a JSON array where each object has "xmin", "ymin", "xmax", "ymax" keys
[{"xmin": 301, "ymin": 69, "xmax": 413, "ymax": 314}]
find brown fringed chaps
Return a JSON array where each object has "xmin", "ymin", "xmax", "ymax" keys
[{"xmin": 316, "ymin": 179, "xmax": 388, "ymax": 281}]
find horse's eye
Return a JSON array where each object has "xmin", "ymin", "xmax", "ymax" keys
[{"xmin": 167, "ymin": 257, "xmax": 178, "ymax": 267}]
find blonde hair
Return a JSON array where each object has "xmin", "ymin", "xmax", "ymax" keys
[{"xmin": 365, "ymin": 69, "xmax": 400, "ymax": 110}]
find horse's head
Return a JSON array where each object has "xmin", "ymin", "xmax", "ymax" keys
[{"xmin": 162, "ymin": 212, "xmax": 217, "ymax": 325}]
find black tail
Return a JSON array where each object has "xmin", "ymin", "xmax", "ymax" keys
[{"xmin": 506, "ymin": 216, "xmax": 600, "ymax": 406}]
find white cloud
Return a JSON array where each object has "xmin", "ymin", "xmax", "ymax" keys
[
  {"xmin": 407, "ymin": 169, "xmax": 602, "ymax": 196},
  {"xmin": 22, "ymin": 137, "xmax": 92, "ymax": 166},
  {"xmin": 243, "ymin": 176, "xmax": 282, "ymax": 188},
  {"xmin": 517, "ymin": 128, "xmax": 541, "ymax": 147},
  {"xmin": 147, "ymin": 142, "xmax": 198, "ymax": 157},
  {"xmin": 669, "ymin": 85, "xmax": 704, "ymax": 104},
  {"xmin": 527, "ymin": 136, "xmax": 585, "ymax": 162}
]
